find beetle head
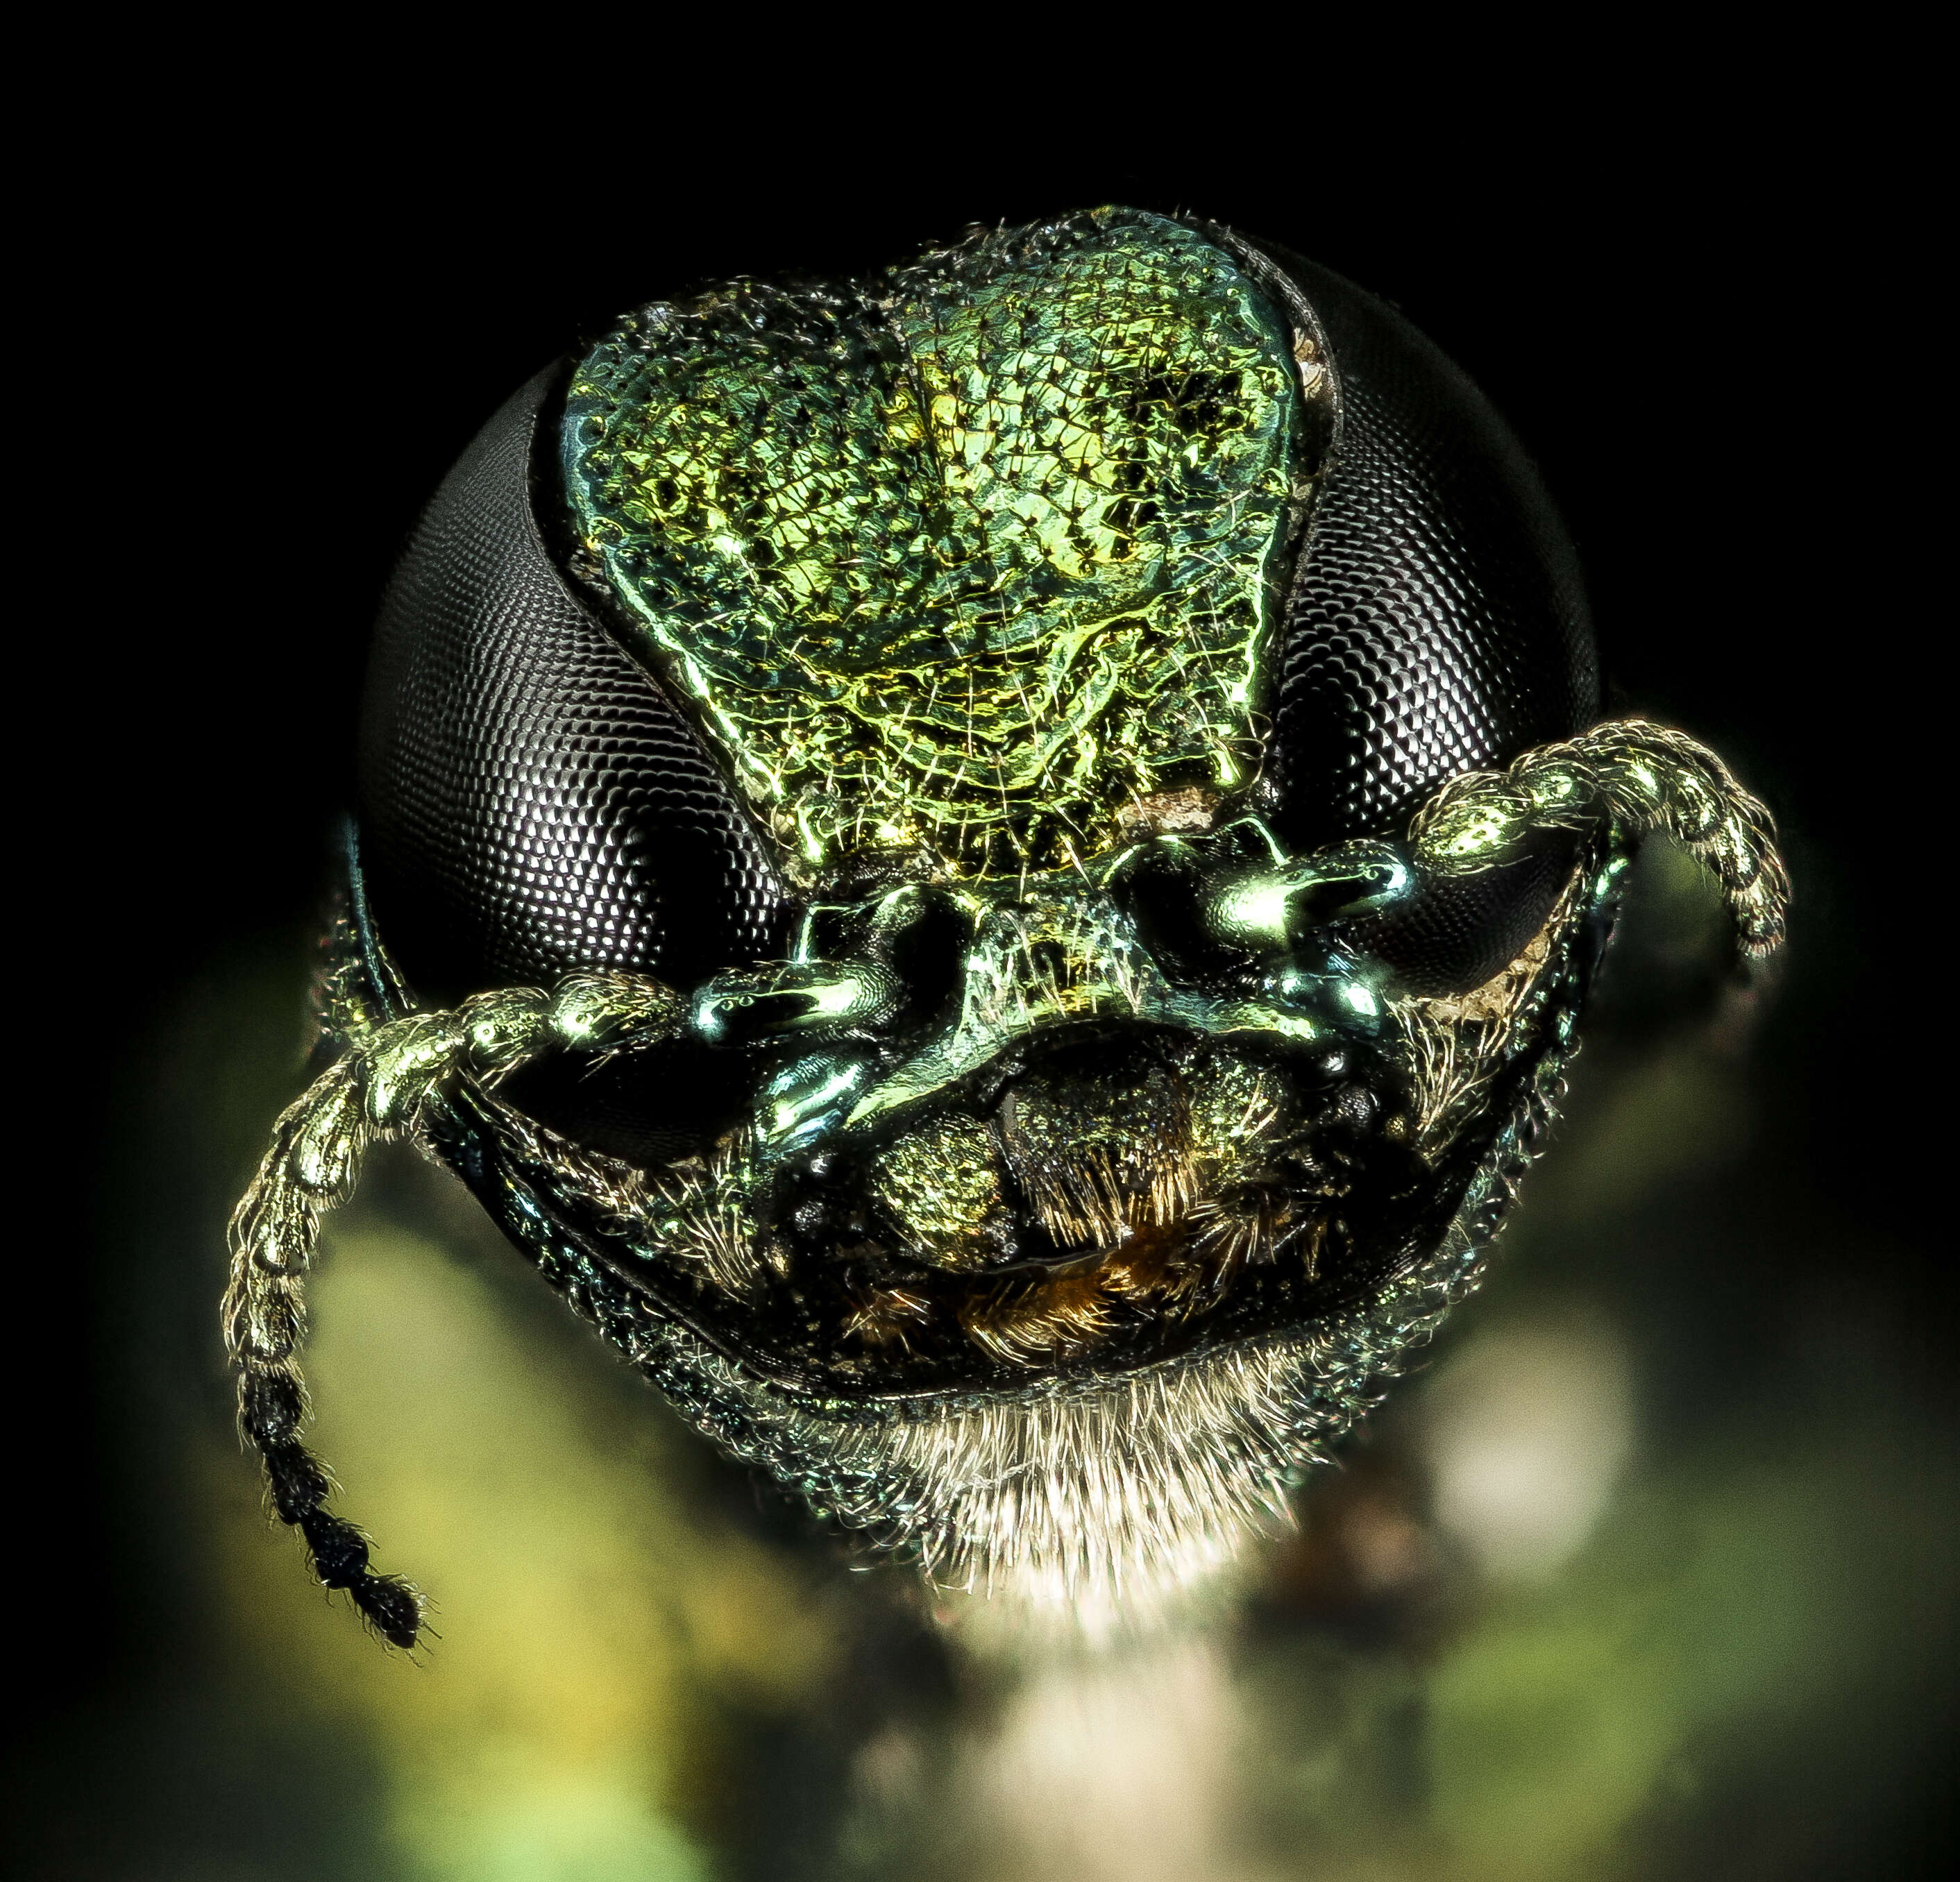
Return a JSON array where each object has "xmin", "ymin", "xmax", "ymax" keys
[{"xmin": 334, "ymin": 206, "xmax": 1650, "ymax": 1621}]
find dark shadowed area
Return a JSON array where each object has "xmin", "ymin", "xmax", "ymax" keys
[{"xmin": 10, "ymin": 60, "xmax": 1947, "ymax": 1881}]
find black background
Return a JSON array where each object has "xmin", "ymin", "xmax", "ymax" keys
[{"xmin": 15, "ymin": 56, "xmax": 1946, "ymax": 1875}]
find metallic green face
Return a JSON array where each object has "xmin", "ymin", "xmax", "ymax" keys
[
  {"xmin": 563, "ymin": 209, "xmax": 1323, "ymax": 878},
  {"xmin": 508, "ymin": 210, "xmax": 1596, "ymax": 1400}
]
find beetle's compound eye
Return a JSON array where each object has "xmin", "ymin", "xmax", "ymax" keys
[
  {"xmin": 1161, "ymin": 238, "xmax": 1606, "ymax": 999},
  {"xmin": 1237, "ymin": 242, "xmax": 1600, "ymax": 981},
  {"xmin": 357, "ymin": 366, "xmax": 790, "ymax": 1014},
  {"xmin": 355, "ymin": 368, "xmax": 796, "ymax": 1160}
]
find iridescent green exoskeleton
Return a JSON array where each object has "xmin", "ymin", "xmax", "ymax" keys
[{"xmin": 226, "ymin": 210, "xmax": 1787, "ymax": 1645}]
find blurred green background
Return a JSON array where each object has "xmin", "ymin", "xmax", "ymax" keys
[{"xmin": 11, "ymin": 69, "xmax": 1946, "ymax": 1881}]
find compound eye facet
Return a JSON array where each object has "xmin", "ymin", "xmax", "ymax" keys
[{"xmin": 1249, "ymin": 246, "xmax": 1600, "ymax": 876}]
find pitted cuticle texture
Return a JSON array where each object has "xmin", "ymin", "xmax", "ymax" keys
[
  {"xmin": 563, "ymin": 209, "xmax": 1319, "ymax": 878},
  {"xmin": 357, "ymin": 367, "xmax": 787, "ymax": 1004},
  {"xmin": 1266, "ymin": 253, "xmax": 1600, "ymax": 851}
]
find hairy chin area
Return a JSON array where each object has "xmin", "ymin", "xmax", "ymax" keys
[
  {"xmin": 466, "ymin": 879, "xmax": 1589, "ymax": 1646},
  {"xmin": 895, "ymin": 1341, "xmax": 1330, "ymax": 1649},
  {"xmin": 620, "ymin": 1180, "xmax": 1500, "ymax": 1651},
  {"xmin": 898, "ymin": 1317, "xmax": 1448, "ymax": 1650}
]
